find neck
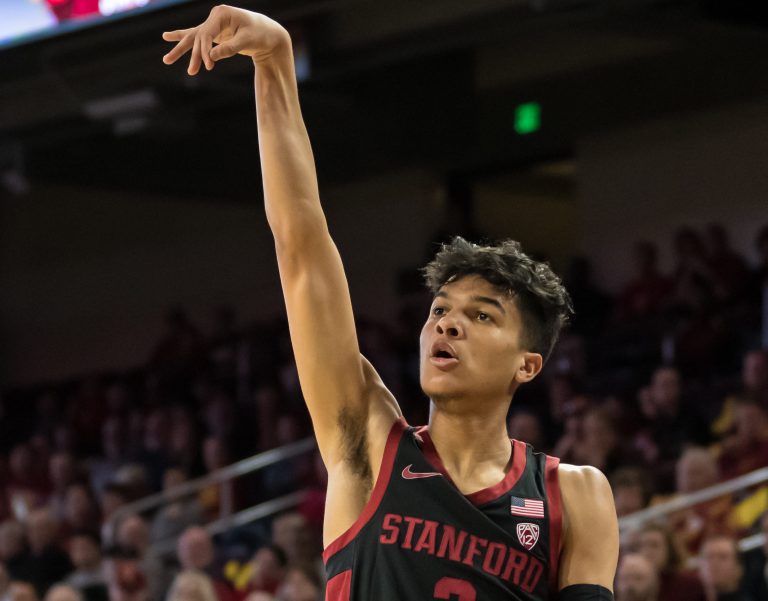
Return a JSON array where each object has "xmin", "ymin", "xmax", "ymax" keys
[{"xmin": 426, "ymin": 399, "xmax": 512, "ymax": 481}]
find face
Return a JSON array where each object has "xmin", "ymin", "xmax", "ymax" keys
[
  {"xmin": 676, "ymin": 451, "xmax": 717, "ymax": 494},
  {"xmin": 44, "ymin": 585, "xmax": 80, "ymax": 601},
  {"xmin": 616, "ymin": 554, "xmax": 658, "ymax": 601},
  {"xmin": 419, "ymin": 275, "xmax": 541, "ymax": 406},
  {"xmin": 699, "ymin": 538, "xmax": 742, "ymax": 593},
  {"xmin": 8, "ymin": 582, "xmax": 38, "ymax": 601},
  {"xmin": 69, "ymin": 535, "xmax": 100, "ymax": 569},
  {"xmin": 651, "ymin": 368, "xmax": 680, "ymax": 413},
  {"xmin": 279, "ymin": 569, "xmax": 319, "ymax": 601},
  {"xmin": 613, "ymin": 484, "xmax": 645, "ymax": 517},
  {"xmin": 637, "ymin": 530, "xmax": 669, "ymax": 571},
  {"xmin": 743, "ymin": 351, "xmax": 768, "ymax": 392},
  {"xmin": 178, "ymin": 529, "xmax": 213, "ymax": 570}
]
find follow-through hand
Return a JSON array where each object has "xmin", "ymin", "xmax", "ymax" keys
[{"xmin": 161, "ymin": 4, "xmax": 290, "ymax": 75}]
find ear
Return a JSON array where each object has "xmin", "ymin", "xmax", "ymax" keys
[{"xmin": 514, "ymin": 352, "xmax": 543, "ymax": 384}]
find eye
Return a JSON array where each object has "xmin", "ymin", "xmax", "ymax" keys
[
  {"xmin": 432, "ymin": 306, "xmax": 445, "ymax": 316},
  {"xmin": 476, "ymin": 312, "xmax": 491, "ymax": 322}
]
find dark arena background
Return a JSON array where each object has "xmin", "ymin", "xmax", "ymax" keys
[{"xmin": 1, "ymin": 0, "xmax": 768, "ymax": 600}]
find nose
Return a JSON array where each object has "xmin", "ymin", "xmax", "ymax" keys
[{"xmin": 435, "ymin": 314, "xmax": 462, "ymax": 338}]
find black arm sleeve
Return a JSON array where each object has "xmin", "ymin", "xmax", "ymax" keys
[{"xmin": 558, "ymin": 584, "xmax": 614, "ymax": 601}]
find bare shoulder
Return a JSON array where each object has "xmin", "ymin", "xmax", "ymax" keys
[
  {"xmin": 557, "ymin": 463, "xmax": 619, "ymax": 590},
  {"xmin": 558, "ymin": 463, "xmax": 613, "ymax": 500}
]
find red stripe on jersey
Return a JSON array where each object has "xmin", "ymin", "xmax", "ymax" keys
[
  {"xmin": 325, "ymin": 569, "xmax": 351, "ymax": 601},
  {"xmin": 322, "ymin": 417, "xmax": 408, "ymax": 563},
  {"xmin": 545, "ymin": 454, "xmax": 562, "ymax": 593}
]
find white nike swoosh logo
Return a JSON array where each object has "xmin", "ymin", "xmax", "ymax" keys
[{"xmin": 402, "ymin": 464, "xmax": 442, "ymax": 479}]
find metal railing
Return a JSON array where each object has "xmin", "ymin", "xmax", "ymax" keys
[
  {"xmin": 107, "ymin": 436, "xmax": 318, "ymax": 553},
  {"xmin": 618, "ymin": 466, "xmax": 768, "ymax": 552}
]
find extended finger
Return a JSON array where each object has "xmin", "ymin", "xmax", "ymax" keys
[
  {"xmin": 163, "ymin": 32, "xmax": 194, "ymax": 64},
  {"xmin": 162, "ymin": 29, "xmax": 189, "ymax": 42},
  {"xmin": 188, "ymin": 34, "xmax": 202, "ymax": 75},
  {"xmin": 200, "ymin": 32, "xmax": 214, "ymax": 71}
]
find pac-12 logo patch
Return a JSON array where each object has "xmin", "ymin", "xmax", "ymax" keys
[{"xmin": 516, "ymin": 523, "xmax": 540, "ymax": 551}]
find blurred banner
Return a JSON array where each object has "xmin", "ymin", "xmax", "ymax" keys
[{"xmin": 0, "ymin": 0, "xmax": 188, "ymax": 48}]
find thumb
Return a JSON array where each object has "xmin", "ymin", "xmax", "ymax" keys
[{"xmin": 210, "ymin": 40, "xmax": 237, "ymax": 61}]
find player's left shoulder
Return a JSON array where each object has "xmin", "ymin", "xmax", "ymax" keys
[
  {"xmin": 557, "ymin": 462, "xmax": 613, "ymax": 500},
  {"xmin": 557, "ymin": 462, "xmax": 616, "ymax": 528}
]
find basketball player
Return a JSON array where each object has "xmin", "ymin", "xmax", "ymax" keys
[{"xmin": 162, "ymin": 6, "xmax": 619, "ymax": 600}]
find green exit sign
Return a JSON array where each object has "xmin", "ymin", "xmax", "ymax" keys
[{"xmin": 514, "ymin": 102, "xmax": 541, "ymax": 135}]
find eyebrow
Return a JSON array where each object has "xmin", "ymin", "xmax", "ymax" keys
[{"xmin": 434, "ymin": 291, "xmax": 507, "ymax": 315}]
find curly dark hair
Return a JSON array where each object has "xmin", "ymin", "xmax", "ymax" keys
[{"xmin": 421, "ymin": 236, "xmax": 573, "ymax": 363}]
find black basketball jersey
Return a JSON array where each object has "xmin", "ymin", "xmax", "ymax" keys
[{"xmin": 323, "ymin": 417, "xmax": 563, "ymax": 601}]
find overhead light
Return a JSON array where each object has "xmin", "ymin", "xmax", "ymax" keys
[{"xmin": 83, "ymin": 89, "xmax": 158, "ymax": 120}]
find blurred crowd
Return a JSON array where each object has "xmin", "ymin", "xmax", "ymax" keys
[{"xmin": 0, "ymin": 221, "xmax": 767, "ymax": 601}]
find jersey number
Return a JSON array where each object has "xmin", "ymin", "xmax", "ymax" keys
[{"xmin": 433, "ymin": 577, "xmax": 477, "ymax": 601}]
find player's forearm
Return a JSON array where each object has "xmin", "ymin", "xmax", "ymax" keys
[{"xmin": 254, "ymin": 40, "xmax": 328, "ymax": 243}]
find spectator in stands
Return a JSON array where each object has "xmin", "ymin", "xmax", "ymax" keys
[
  {"xmin": 567, "ymin": 407, "xmax": 641, "ymax": 474},
  {"xmin": 63, "ymin": 484, "xmax": 101, "ymax": 535},
  {"xmin": 103, "ymin": 547, "xmax": 147, "ymax": 601},
  {"xmin": 610, "ymin": 467, "xmax": 653, "ymax": 517},
  {"xmin": 65, "ymin": 531, "xmax": 108, "ymax": 601},
  {"xmin": 508, "ymin": 409, "xmax": 545, "ymax": 451},
  {"xmin": 552, "ymin": 393, "xmax": 593, "ymax": 461},
  {"xmin": 150, "ymin": 468, "xmax": 203, "ymax": 544},
  {"xmin": 116, "ymin": 516, "xmax": 170, "ymax": 601},
  {"xmin": 616, "ymin": 553, "xmax": 660, "ymax": 601},
  {"xmin": 6, "ymin": 582, "xmax": 39, "ymax": 601},
  {"xmin": 90, "ymin": 419, "xmax": 131, "ymax": 496},
  {"xmin": 617, "ymin": 241, "xmax": 671, "ymax": 321},
  {"xmin": 718, "ymin": 401, "xmax": 768, "ymax": 481},
  {"xmin": 635, "ymin": 522, "xmax": 704, "ymax": 601},
  {"xmin": 166, "ymin": 410, "xmax": 201, "ymax": 477},
  {"xmin": 6, "ymin": 444, "xmax": 48, "ymax": 522},
  {"xmin": 741, "ymin": 511, "xmax": 768, "ymax": 601},
  {"xmin": 270, "ymin": 513, "xmax": 321, "ymax": 576},
  {"xmin": 246, "ymin": 546, "xmax": 286, "ymax": 597},
  {"xmin": 176, "ymin": 527, "xmax": 234, "ymax": 601},
  {"xmin": 198, "ymin": 438, "xmax": 234, "ymax": 520},
  {"xmin": 48, "ymin": 453, "xmax": 77, "ymax": 522},
  {"xmin": 665, "ymin": 448, "xmax": 731, "ymax": 555},
  {"xmin": 98, "ymin": 484, "xmax": 129, "ymax": 545},
  {"xmin": 705, "ymin": 224, "xmax": 749, "ymax": 304},
  {"xmin": 275, "ymin": 565, "xmax": 322, "ymax": 601},
  {"xmin": 713, "ymin": 351, "xmax": 768, "ymax": 441},
  {"xmin": 44, "ymin": 585, "xmax": 82, "ymax": 601},
  {"xmin": 25, "ymin": 508, "xmax": 72, "ymax": 596},
  {"xmin": 564, "ymin": 256, "xmax": 612, "ymax": 335},
  {"xmin": 634, "ymin": 367, "xmax": 709, "ymax": 492},
  {"xmin": 149, "ymin": 307, "xmax": 204, "ymax": 392},
  {"xmin": 165, "ymin": 571, "xmax": 217, "ymax": 601},
  {"xmin": 543, "ymin": 374, "xmax": 583, "ymax": 446},
  {"xmin": 0, "ymin": 521, "xmax": 31, "ymax": 582},
  {"xmin": 135, "ymin": 410, "xmax": 171, "ymax": 494},
  {"xmin": 296, "ymin": 452, "xmax": 326, "ymax": 534},
  {"xmin": 698, "ymin": 535, "xmax": 745, "ymax": 601}
]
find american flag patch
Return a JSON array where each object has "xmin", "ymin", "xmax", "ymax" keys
[{"xmin": 510, "ymin": 496, "xmax": 544, "ymax": 518}]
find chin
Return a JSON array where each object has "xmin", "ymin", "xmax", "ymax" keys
[{"xmin": 420, "ymin": 375, "xmax": 467, "ymax": 403}]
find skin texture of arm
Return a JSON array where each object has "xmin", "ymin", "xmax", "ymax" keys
[
  {"xmin": 161, "ymin": 6, "xmax": 402, "ymax": 545},
  {"xmin": 558, "ymin": 464, "xmax": 620, "ymax": 591}
]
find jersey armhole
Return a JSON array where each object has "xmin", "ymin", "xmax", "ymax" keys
[
  {"xmin": 322, "ymin": 416, "xmax": 408, "ymax": 563},
  {"xmin": 546, "ymin": 455, "xmax": 563, "ymax": 593}
]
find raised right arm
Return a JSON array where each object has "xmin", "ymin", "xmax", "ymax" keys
[{"xmin": 161, "ymin": 6, "xmax": 402, "ymax": 474}]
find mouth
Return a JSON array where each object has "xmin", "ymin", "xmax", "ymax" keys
[{"xmin": 429, "ymin": 341, "xmax": 459, "ymax": 370}]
